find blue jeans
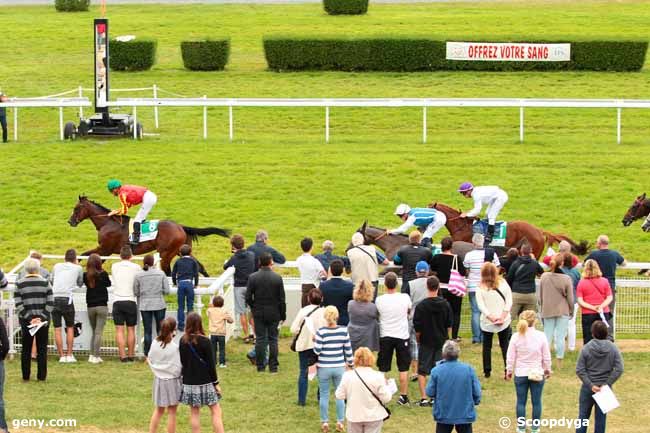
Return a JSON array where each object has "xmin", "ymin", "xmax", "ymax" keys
[
  {"xmin": 543, "ymin": 316, "xmax": 570, "ymax": 359},
  {"xmin": 318, "ymin": 367, "xmax": 345, "ymax": 423},
  {"xmin": 177, "ymin": 280, "xmax": 195, "ymax": 330},
  {"xmin": 211, "ymin": 335, "xmax": 226, "ymax": 365},
  {"xmin": 577, "ymin": 384, "xmax": 607, "ymax": 433},
  {"xmin": 514, "ymin": 376, "xmax": 545, "ymax": 424},
  {"xmin": 141, "ymin": 309, "xmax": 166, "ymax": 356},
  {"xmin": 255, "ymin": 319, "xmax": 279, "ymax": 371},
  {"xmin": 0, "ymin": 360, "xmax": 6, "ymax": 431},
  {"xmin": 298, "ymin": 350, "xmax": 315, "ymax": 405},
  {"xmin": 469, "ymin": 292, "xmax": 482, "ymax": 343}
]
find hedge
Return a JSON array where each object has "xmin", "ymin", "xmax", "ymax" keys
[
  {"xmin": 263, "ymin": 39, "xmax": 648, "ymax": 72},
  {"xmin": 110, "ymin": 39, "xmax": 157, "ymax": 71},
  {"xmin": 54, "ymin": 0, "xmax": 89, "ymax": 11},
  {"xmin": 323, "ymin": 0, "xmax": 368, "ymax": 15},
  {"xmin": 181, "ymin": 39, "xmax": 230, "ymax": 71}
]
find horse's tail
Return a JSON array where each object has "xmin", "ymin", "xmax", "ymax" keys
[
  {"xmin": 182, "ymin": 226, "xmax": 231, "ymax": 243},
  {"xmin": 543, "ymin": 231, "xmax": 590, "ymax": 255}
]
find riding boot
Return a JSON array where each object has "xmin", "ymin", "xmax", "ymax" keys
[
  {"xmin": 420, "ymin": 238, "xmax": 433, "ymax": 249},
  {"xmin": 131, "ymin": 222, "xmax": 141, "ymax": 247},
  {"xmin": 484, "ymin": 224, "xmax": 495, "ymax": 247}
]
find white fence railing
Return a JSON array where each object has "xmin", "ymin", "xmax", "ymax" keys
[{"xmin": 108, "ymin": 97, "xmax": 650, "ymax": 144}]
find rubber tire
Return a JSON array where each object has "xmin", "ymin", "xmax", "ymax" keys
[
  {"xmin": 63, "ymin": 122, "xmax": 76, "ymax": 140},
  {"xmin": 77, "ymin": 121, "xmax": 89, "ymax": 137},
  {"xmin": 136, "ymin": 122, "xmax": 143, "ymax": 139}
]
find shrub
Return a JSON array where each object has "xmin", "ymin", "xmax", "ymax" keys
[
  {"xmin": 264, "ymin": 38, "xmax": 648, "ymax": 72},
  {"xmin": 181, "ymin": 39, "xmax": 230, "ymax": 71},
  {"xmin": 323, "ymin": 0, "xmax": 368, "ymax": 15},
  {"xmin": 110, "ymin": 39, "xmax": 157, "ymax": 71},
  {"xmin": 54, "ymin": 0, "xmax": 89, "ymax": 11}
]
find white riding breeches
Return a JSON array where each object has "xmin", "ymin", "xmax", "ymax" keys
[
  {"xmin": 422, "ymin": 211, "xmax": 447, "ymax": 239},
  {"xmin": 134, "ymin": 190, "xmax": 157, "ymax": 223},
  {"xmin": 485, "ymin": 192, "xmax": 508, "ymax": 225}
]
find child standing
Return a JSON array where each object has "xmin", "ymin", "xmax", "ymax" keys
[
  {"xmin": 147, "ymin": 317, "xmax": 182, "ymax": 433},
  {"xmin": 207, "ymin": 296, "xmax": 234, "ymax": 368}
]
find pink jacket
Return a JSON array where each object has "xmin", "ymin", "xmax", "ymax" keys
[{"xmin": 506, "ymin": 328, "xmax": 552, "ymax": 377}]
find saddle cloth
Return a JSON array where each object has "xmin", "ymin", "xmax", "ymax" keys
[
  {"xmin": 472, "ymin": 219, "xmax": 507, "ymax": 247},
  {"xmin": 129, "ymin": 220, "xmax": 159, "ymax": 243}
]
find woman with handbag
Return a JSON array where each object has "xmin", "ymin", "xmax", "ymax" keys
[
  {"xmin": 335, "ymin": 347, "xmax": 392, "ymax": 433},
  {"xmin": 429, "ymin": 237, "xmax": 466, "ymax": 341},
  {"xmin": 538, "ymin": 254, "xmax": 574, "ymax": 368},
  {"xmin": 290, "ymin": 288, "xmax": 327, "ymax": 406},
  {"xmin": 476, "ymin": 262, "xmax": 512, "ymax": 379},
  {"xmin": 506, "ymin": 310, "xmax": 552, "ymax": 433},
  {"xmin": 179, "ymin": 312, "xmax": 224, "ymax": 433},
  {"xmin": 576, "ymin": 260, "xmax": 613, "ymax": 344}
]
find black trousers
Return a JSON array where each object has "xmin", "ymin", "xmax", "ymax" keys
[
  {"xmin": 21, "ymin": 321, "xmax": 49, "ymax": 381},
  {"xmin": 482, "ymin": 327, "xmax": 511, "ymax": 375},
  {"xmin": 436, "ymin": 423, "xmax": 473, "ymax": 433},
  {"xmin": 0, "ymin": 115, "xmax": 7, "ymax": 143},
  {"xmin": 441, "ymin": 289, "xmax": 463, "ymax": 339},
  {"xmin": 582, "ymin": 312, "xmax": 612, "ymax": 345}
]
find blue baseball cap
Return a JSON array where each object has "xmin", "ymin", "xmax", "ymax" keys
[{"xmin": 416, "ymin": 261, "xmax": 430, "ymax": 273}]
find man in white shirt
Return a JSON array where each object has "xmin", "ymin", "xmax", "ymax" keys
[
  {"xmin": 463, "ymin": 234, "xmax": 500, "ymax": 345},
  {"xmin": 375, "ymin": 272, "xmax": 412, "ymax": 406},
  {"xmin": 458, "ymin": 182, "xmax": 509, "ymax": 246},
  {"xmin": 51, "ymin": 249, "xmax": 83, "ymax": 363},
  {"xmin": 296, "ymin": 237, "xmax": 326, "ymax": 307},
  {"xmin": 111, "ymin": 246, "xmax": 142, "ymax": 362}
]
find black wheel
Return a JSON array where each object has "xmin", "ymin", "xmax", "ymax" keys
[
  {"xmin": 63, "ymin": 122, "xmax": 77, "ymax": 140},
  {"xmin": 136, "ymin": 122, "xmax": 143, "ymax": 139},
  {"xmin": 77, "ymin": 121, "xmax": 89, "ymax": 137}
]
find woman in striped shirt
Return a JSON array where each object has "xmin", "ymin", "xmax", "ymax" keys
[{"xmin": 314, "ymin": 306, "xmax": 354, "ymax": 433}]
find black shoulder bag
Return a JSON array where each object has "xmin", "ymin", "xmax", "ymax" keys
[
  {"xmin": 290, "ymin": 306, "xmax": 319, "ymax": 352},
  {"xmin": 354, "ymin": 369, "xmax": 391, "ymax": 421}
]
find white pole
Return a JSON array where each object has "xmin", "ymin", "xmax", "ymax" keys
[
  {"xmin": 519, "ymin": 103, "xmax": 524, "ymax": 143},
  {"xmin": 422, "ymin": 106, "xmax": 427, "ymax": 144},
  {"xmin": 229, "ymin": 104, "xmax": 233, "ymax": 141},
  {"xmin": 325, "ymin": 106, "xmax": 330, "ymax": 143},
  {"xmin": 78, "ymin": 85, "xmax": 84, "ymax": 119},
  {"xmin": 133, "ymin": 106, "xmax": 137, "ymax": 139},
  {"xmin": 617, "ymin": 106, "xmax": 622, "ymax": 145},
  {"xmin": 13, "ymin": 107, "xmax": 17, "ymax": 141},
  {"xmin": 59, "ymin": 105, "xmax": 64, "ymax": 141},
  {"xmin": 153, "ymin": 84, "xmax": 159, "ymax": 129},
  {"xmin": 203, "ymin": 95, "xmax": 208, "ymax": 139}
]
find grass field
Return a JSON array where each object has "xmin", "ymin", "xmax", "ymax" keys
[{"xmin": 1, "ymin": 2, "xmax": 650, "ymax": 431}]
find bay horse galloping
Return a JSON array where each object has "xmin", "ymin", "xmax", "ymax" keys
[
  {"xmin": 430, "ymin": 202, "xmax": 589, "ymax": 258},
  {"xmin": 68, "ymin": 196, "xmax": 230, "ymax": 275},
  {"xmin": 622, "ymin": 193, "xmax": 650, "ymax": 227}
]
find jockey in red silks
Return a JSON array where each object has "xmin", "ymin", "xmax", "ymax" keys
[{"xmin": 107, "ymin": 179, "xmax": 157, "ymax": 246}]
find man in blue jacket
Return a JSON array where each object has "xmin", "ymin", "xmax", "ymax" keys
[{"xmin": 426, "ymin": 340, "xmax": 481, "ymax": 433}]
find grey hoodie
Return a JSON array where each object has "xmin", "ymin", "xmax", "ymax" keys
[{"xmin": 576, "ymin": 339, "xmax": 624, "ymax": 388}]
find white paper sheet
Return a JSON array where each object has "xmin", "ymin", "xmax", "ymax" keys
[
  {"xmin": 599, "ymin": 311, "xmax": 610, "ymax": 328},
  {"xmin": 308, "ymin": 365, "xmax": 317, "ymax": 381},
  {"xmin": 592, "ymin": 385, "xmax": 620, "ymax": 414},
  {"xmin": 386, "ymin": 378, "xmax": 398, "ymax": 396}
]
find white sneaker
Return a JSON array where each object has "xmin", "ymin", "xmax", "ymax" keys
[
  {"xmin": 219, "ymin": 363, "xmax": 227, "ymax": 368},
  {"xmin": 66, "ymin": 355, "xmax": 77, "ymax": 363},
  {"xmin": 95, "ymin": 356, "xmax": 103, "ymax": 363},
  {"xmin": 59, "ymin": 356, "xmax": 68, "ymax": 363},
  {"xmin": 88, "ymin": 356, "xmax": 100, "ymax": 364}
]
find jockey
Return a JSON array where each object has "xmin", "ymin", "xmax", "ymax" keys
[
  {"xmin": 389, "ymin": 204, "xmax": 447, "ymax": 248},
  {"xmin": 458, "ymin": 182, "xmax": 508, "ymax": 246},
  {"xmin": 106, "ymin": 179, "xmax": 157, "ymax": 246}
]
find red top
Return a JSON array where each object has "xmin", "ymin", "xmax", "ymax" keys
[
  {"xmin": 576, "ymin": 277, "xmax": 612, "ymax": 315},
  {"xmin": 543, "ymin": 253, "xmax": 579, "ymax": 268},
  {"xmin": 116, "ymin": 185, "xmax": 147, "ymax": 214}
]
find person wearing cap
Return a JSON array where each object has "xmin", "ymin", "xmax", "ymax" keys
[
  {"xmin": 458, "ymin": 183, "xmax": 509, "ymax": 247},
  {"xmin": 0, "ymin": 92, "xmax": 8, "ymax": 143},
  {"xmin": 407, "ymin": 260, "xmax": 431, "ymax": 386},
  {"xmin": 393, "ymin": 231, "xmax": 433, "ymax": 295},
  {"xmin": 389, "ymin": 204, "xmax": 447, "ymax": 249},
  {"xmin": 106, "ymin": 179, "xmax": 157, "ymax": 247}
]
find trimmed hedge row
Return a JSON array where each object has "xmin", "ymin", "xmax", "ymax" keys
[
  {"xmin": 181, "ymin": 39, "xmax": 230, "ymax": 71},
  {"xmin": 54, "ymin": 0, "xmax": 89, "ymax": 11},
  {"xmin": 323, "ymin": 0, "xmax": 368, "ymax": 15},
  {"xmin": 264, "ymin": 39, "xmax": 648, "ymax": 72},
  {"xmin": 110, "ymin": 39, "xmax": 157, "ymax": 71}
]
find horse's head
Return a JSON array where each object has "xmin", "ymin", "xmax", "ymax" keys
[
  {"xmin": 622, "ymin": 193, "xmax": 647, "ymax": 226},
  {"xmin": 69, "ymin": 195, "xmax": 91, "ymax": 227}
]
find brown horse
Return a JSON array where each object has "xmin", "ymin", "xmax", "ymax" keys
[
  {"xmin": 622, "ymin": 193, "xmax": 650, "ymax": 227},
  {"xmin": 68, "ymin": 196, "xmax": 230, "ymax": 275},
  {"xmin": 354, "ymin": 221, "xmax": 475, "ymax": 261},
  {"xmin": 429, "ymin": 202, "xmax": 589, "ymax": 258}
]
